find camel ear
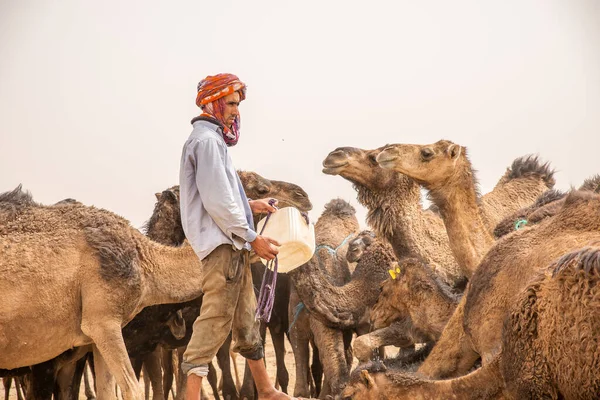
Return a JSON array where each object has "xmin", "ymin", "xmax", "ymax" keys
[
  {"xmin": 155, "ymin": 192, "xmax": 161, "ymax": 201},
  {"xmin": 360, "ymin": 370, "xmax": 375, "ymax": 389},
  {"xmin": 447, "ymin": 144, "xmax": 462, "ymax": 160}
]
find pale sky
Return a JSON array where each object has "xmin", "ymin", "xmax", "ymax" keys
[{"xmin": 1, "ymin": 0, "xmax": 599, "ymax": 229}]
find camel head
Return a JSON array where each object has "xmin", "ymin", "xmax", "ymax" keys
[
  {"xmin": 322, "ymin": 146, "xmax": 400, "ymax": 190},
  {"xmin": 346, "ymin": 230, "xmax": 377, "ymax": 263},
  {"xmin": 376, "ymin": 140, "xmax": 467, "ymax": 188},
  {"xmin": 144, "ymin": 186, "xmax": 185, "ymax": 246},
  {"xmin": 238, "ymin": 170, "xmax": 313, "ymax": 212},
  {"xmin": 343, "ymin": 364, "xmax": 386, "ymax": 400},
  {"xmin": 370, "ymin": 258, "xmax": 450, "ymax": 330}
]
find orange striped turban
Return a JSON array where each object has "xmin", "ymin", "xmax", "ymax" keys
[{"xmin": 196, "ymin": 73, "xmax": 247, "ymax": 108}]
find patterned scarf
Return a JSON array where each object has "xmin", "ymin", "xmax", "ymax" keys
[{"xmin": 195, "ymin": 73, "xmax": 247, "ymax": 147}]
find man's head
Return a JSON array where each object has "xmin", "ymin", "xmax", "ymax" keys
[{"xmin": 196, "ymin": 73, "xmax": 246, "ymax": 146}]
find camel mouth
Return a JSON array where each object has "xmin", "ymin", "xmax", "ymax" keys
[
  {"xmin": 322, "ymin": 162, "xmax": 349, "ymax": 175},
  {"xmin": 376, "ymin": 157, "xmax": 398, "ymax": 169}
]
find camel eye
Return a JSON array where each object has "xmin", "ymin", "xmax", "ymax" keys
[
  {"xmin": 257, "ymin": 186, "xmax": 269, "ymax": 195},
  {"xmin": 420, "ymin": 148, "xmax": 434, "ymax": 161}
]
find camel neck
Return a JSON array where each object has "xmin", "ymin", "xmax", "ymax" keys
[
  {"xmin": 428, "ymin": 172, "xmax": 494, "ymax": 278},
  {"xmin": 137, "ymin": 241, "xmax": 204, "ymax": 308},
  {"xmin": 357, "ymin": 179, "xmax": 424, "ymax": 259}
]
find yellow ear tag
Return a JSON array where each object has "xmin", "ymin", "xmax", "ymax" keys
[
  {"xmin": 388, "ymin": 269, "xmax": 397, "ymax": 280},
  {"xmin": 396, "ymin": 267, "xmax": 401, "ymax": 274}
]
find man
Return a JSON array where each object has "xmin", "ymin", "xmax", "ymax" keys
[{"xmin": 179, "ymin": 73, "xmax": 293, "ymax": 400}]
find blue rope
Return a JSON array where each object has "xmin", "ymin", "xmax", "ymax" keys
[
  {"xmin": 288, "ymin": 302, "xmax": 305, "ymax": 334},
  {"xmin": 315, "ymin": 233, "xmax": 355, "ymax": 263}
]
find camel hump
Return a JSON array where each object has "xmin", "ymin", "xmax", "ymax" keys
[
  {"xmin": 579, "ymin": 174, "xmax": 600, "ymax": 193},
  {"xmin": 552, "ymin": 245, "xmax": 600, "ymax": 278},
  {"xmin": 507, "ymin": 155, "xmax": 555, "ymax": 189},
  {"xmin": 0, "ymin": 184, "xmax": 36, "ymax": 207},
  {"xmin": 84, "ymin": 226, "xmax": 142, "ymax": 283},
  {"xmin": 323, "ymin": 198, "xmax": 356, "ymax": 217}
]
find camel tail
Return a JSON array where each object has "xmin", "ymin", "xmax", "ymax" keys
[
  {"xmin": 507, "ymin": 155, "xmax": 555, "ymax": 189},
  {"xmin": 578, "ymin": 174, "xmax": 600, "ymax": 193},
  {"xmin": 551, "ymin": 246, "xmax": 600, "ymax": 277}
]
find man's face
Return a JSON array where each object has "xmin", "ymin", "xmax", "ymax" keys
[{"xmin": 222, "ymin": 92, "xmax": 241, "ymax": 128}]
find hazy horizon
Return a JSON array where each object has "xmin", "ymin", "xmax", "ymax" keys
[{"xmin": 1, "ymin": 0, "xmax": 599, "ymax": 230}]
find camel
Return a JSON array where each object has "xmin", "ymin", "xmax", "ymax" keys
[
  {"xmin": 494, "ymin": 174, "xmax": 600, "ymax": 239},
  {"xmin": 343, "ymin": 245, "xmax": 600, "ymax": 399},
  {"xmin": 501, "ymin": 245, "xmax": 600, "ymax": 399},
  {"xmin": 341, "ymin": 356, "xmax": 505, "ymax": 399},
  {"xmin": 410, "ymin": 190, "xmax": 600, "ymax": 380},
  {"xmin": 290, "ymin": 232, "xmax": 395, "ymax": 330},
  {"xmin": 322, "ymin": 146, "xmax": 462, "ymax": 284},
  {"xmin": 0, "ymin": 186, "xmax": 208, "ymax": 400},
  {"xmin": 288, "ymin": 199, "xmax": 360, "ymax": 399},
  {"xmin": 377, "ymin": 140, "xmax": 554, "ymax": 278}
]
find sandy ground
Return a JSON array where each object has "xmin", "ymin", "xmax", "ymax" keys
[{"xmin": 0, "ymin": 331, "xmax": 300, "ymax": 400}]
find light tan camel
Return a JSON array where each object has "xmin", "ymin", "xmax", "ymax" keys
[
  {"xmin": 0, "ymin": 186, "xmax": 209, "ymax": 400},
  {"xmin": 377, "ymin": 140, "xmax": 554, "ymax": 277}
]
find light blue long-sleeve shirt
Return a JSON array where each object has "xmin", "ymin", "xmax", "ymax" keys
[{"xmin": 179, "ymin": 118, "xmax": 256, "ymax": 261}]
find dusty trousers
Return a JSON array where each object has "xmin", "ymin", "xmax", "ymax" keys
[{"xmin": 182, "ymin": 244, "xmax": 263, "ymax": 376}]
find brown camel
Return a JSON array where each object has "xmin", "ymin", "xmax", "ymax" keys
[
  {"xmin": 494, "ymin": 174, "xmax": 600, "ymax": 239},
  {"xmin": 502, "ymin": 245, "xmax": 600, "ymax": 399},
  {"xmin": 351, "ymin": 256, "xmax": 462, "ymax": 365},
  {"xmin": 369, "ymin": 258, "xmax": 460, "ymax": 340},
  {"xmin": 344, "ymin": 245, "xmax": 600, "ymax": 399},
  {"xmin": 290, "ymin": 233, "xmax": 395, "ymax": 330},
  {"xmin": 341, "ymin": 356, "xmax": 505, "ymax": 399},
  {"xmin": 288, "ymin": 199, "xmax": 360, "ymax": 399},
  {"xmin": 377, "ymin": 140, "xmax": 554, "ymax": 277},
  {"xmin": 414, "ymin": 190, "xmax": 600, "ymax": 380},
  {"xmin": 323, "ymin": 146, "xmax": 462, "ymax": 284}
]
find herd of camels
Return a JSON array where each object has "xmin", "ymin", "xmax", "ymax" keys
[{"xmin": 1, "ymin": 139, "xmax": 600, "ymax": 400}]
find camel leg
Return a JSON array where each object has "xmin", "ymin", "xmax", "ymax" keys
[
  {"xmin": 271, "ymin": 331, "xmax": 289, "ymax": 394},
  {"xmin": 142, "ymin": 366, "xmax": 151, "ymax": 400},
  {"xmin": 15, "ymin": 378, "xmax": 25, "ymax": 400},
  {"xmin": 161, "ymin": 349, "xmax": 173, "ymax": 400},
  {"xmin": 3, "ymin": 377, "xmax": 11, "ymax": 400},
  {"xmin": 310, "ymin": 319, "xmax": 349, "ymax": 399},
  {"xmin": 310, "ymin": 343, "xmax": 322, "ymax": 397},
  {"xmin": 84, "ymin": 323, "xmax": 140, "ymax": 400},
  {"xmin": 55, "ymin": 355, "xmax": 86, "ymax": 400},
  {"xmin": 206, "ymin": 363, "xmax": 220, "ymax": 400},
  {"xmin": 143, "ymin": 348, "xmax": 165, "ymax": 400},
  {"xmin": 289, "ymin": 289, "xmax": 312, "ymax": 398},
  {"xmin": 229, "ymin": 350, "xmax": 241, "ymax": 392},
  {"xmin": 83, "ymin": 359, "xmax": 97, "ymax": 400},
  {"xmin": 92, "ymin": 346, "xmax": 117, "ymax": 400},
  {"xmin": 418, "ymin": 298, "xmax": 480, "ymax": 379}
]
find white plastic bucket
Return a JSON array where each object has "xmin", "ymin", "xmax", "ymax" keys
[{"xmin": 256, "ymin": 207, "xmax": 315, "ymax": 273}]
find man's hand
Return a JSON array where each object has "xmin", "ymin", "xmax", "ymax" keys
[
  {"xmin": 250, "ymin": 235, "xmax": 280, "ymax": 260},
  {"xmin": 249, "ymin": 198, "xmax": 278, "ymax": 214}
]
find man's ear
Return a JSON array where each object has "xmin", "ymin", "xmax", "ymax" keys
[
  {"xmin": 447, "ymin": 144, "xmax": 462, "ymax": 160},
  {"xmin": 360, "ymin": 370, "xmax": 375, "ymax": 389}
]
